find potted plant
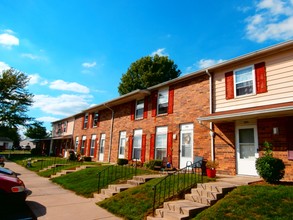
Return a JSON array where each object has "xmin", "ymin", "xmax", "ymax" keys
[{"xmin": 206, "ymin": 160, "xmax": 219, "ymax": 178}]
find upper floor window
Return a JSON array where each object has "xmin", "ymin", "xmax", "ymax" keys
[
  {"xmin": 157, "ymin": 88, "xmax": 169, "ymax": 115},
  {"xmin": 92, "ymin": 112, "xmax": 99, "ymax": 127},
  {"xmin": 234, "ymin": 66, "xmax": 255, "ymax": 97},
  {"xmin": 225, "ymin": 62, "xmax": 267, "ymax": 100},
  {"xmin": 83, "ymin": 113, "xmax": 89, "ymax": 129},
  {"xmin": 135, "ymin": 99, "xmax": 144, "ymax": 119},
  {"xmin": 62, "ymin": 121, "xmax": 67, "ymax": 132}
]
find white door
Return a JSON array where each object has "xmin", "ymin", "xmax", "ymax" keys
[
  {"xmin": 99, "ymin": 134, "xmax": 105, "ymax": 161},
  {"xmin": 118, "ymin": 131, "xmax": 126, "ymax": 159},
  {"xmin": 180, "ymin": 124, "xmax": 193, "ymax": 169},
  {"xmin": 236, "ymin": 125, "xmax": 259, "ymax": 176}
]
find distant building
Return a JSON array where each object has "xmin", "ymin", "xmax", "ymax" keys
[
  {"xmin": 20, "ymin": 138, "xmax": 36, "ymax": 150},
  {"xmin": 0, "ymin": 137, "xmax": 13, "ymax": 150}
]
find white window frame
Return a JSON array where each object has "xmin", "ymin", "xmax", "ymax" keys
[
  {"xmin": 133, "ymin": 129, "xmax": 142, "ymax": 160},
  {"xmin": 83, "ymin": 113, "xmax": 89, "ymax": 129},
  {"xmin": 74, "ymin": 136, "xmax": 79, "ymax": 152},
  {"xmin": 135, "ymin": 99, "xmax": 144, "ymax": 119},
  {"xmin": 155, "ymin": 126, "xmax": 168, "ymax": 160},
  {"xmin": 90, "ymin": 134, "xmax": 96, "ymax": 157},
  {"xmin": 118, "ymin": 131, "xmax": 126, "ymax": 158},
  {"xmin": 92, "ymin": 112, "xmax": 99, "ymax": 127},
  {"xmin": 157, "ymin": 88, "xmax": 169, "ymax": 115},
  {"xmin": 234, "ymin": 65, "xmax": 255, "ymax": 97},
  {"xmin": 99, "ymin": 134, "xmax": 105, "ymax": 154},
  {"xmin": 81, "ymin": 136, "xmax": 86, "ymax": 155}
]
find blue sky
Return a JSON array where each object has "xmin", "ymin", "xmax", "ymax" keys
[{"xmin": 0, "ymin": 0, "xmax": 293, "ymax": 133}]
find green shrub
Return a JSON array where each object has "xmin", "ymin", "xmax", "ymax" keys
[
  {"xmin": 255, "ymin": 141, "xmax": 285, "ymax": 183},
  {"xmin": 31, "ymin": 147, "xmax": 42, "ymax": 156},
  {"xmin": 144, "ymin": 159, "xmax": 162, "ymax": 170},
  {"xmin": 117, "ymin": 158, "xmax": 128, "ymax": 165},
  {"xmin": 83, "ymin": 156, "xmax": 92, "ymax": 162}
]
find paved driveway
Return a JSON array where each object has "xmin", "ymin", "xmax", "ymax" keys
[{"xmin": 5, "ymin": 161, "xmax": 121, "ymax": 220}]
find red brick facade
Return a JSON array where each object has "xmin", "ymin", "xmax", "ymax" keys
[{"xmin": 73, "ymin": 74, "xmax": 211, "ymax": 169}]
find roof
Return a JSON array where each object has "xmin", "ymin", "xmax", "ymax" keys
[{"xmin": 0, "ymin": 137, "xmax": 13, "ymax": 142}]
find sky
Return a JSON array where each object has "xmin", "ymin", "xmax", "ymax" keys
[{"xmin": 0, "ymin": 0, "xmax": 293, "ymax": 133}]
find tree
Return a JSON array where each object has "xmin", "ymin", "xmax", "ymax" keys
[
  {"xmin": 118, "ymin": 55, "xmax": 181, "ymax": 95},
  {"xmin": 0, "ymin": 68, "xmax": 34, "ymax": 128},
  {"xmin": 24, "ymin": 121, "xmax": 49, "ymax": 139}
]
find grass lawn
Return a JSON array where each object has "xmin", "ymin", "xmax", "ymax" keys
[{"xmin": 193, "ymin": 183, "xmax": 293, "ymax": 220}]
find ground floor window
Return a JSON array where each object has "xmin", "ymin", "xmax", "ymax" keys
[
  {"xmin": 90, "ymin": 135, "xmax": 96, "ymax": 156},
  {"xmin": 81, "ymin": 136, "xmax": 86, "ymax": 155},
  {"xmin": 155, "ymin": 126, "xmax": 167, "ymax": 160},
  {"xmin": 133, "ymin": 129, "xmax": 142, "ymax": 160}
]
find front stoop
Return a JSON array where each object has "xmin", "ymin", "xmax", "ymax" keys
[
  {"xmin": 147, "ymin": 182, "xmax": 236, "ymax": 220},
  {"xmin": 94, "ymin": 174, "xmax": 164, "ymax": 202}
]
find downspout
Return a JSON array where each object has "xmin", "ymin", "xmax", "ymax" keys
[
  {"xmin": 205, "ymin": 69, "xmax": 215, "ymax": 161},
  {"xmin": 104, "ymin": 104, "xmax": 114, "ymax": 163}
]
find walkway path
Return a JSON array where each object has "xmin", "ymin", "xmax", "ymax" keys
[{"xmin": 5, "ymin": 161, "xmax": 122, "ymax": 220}]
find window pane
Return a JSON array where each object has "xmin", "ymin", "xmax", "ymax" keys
[
  {"xmin": 158, "ymin": 89, "xmax": 168, "ymax": 115},
  {"xmin": 135, "ymin": 100, "xmax": 144, "ymax": 119},
  {"xmin": 235, "ymin": 67, "xmax": 253, "ymax": 96},
  {"xmin": 155, "ymin": 149, "xmax": 166, "ymax": 160}
]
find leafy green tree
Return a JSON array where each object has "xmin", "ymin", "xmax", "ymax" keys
[
  {"xmin": 0, "ymin": 68, "xmax": 34, "ymax": 128},
  {"xmin": 118, "ymin": 55, "xmax": 181, "ymax": 95},
  {"xmin": 25, "ymin": 121, "xmax": 49, "ymax": 139}
]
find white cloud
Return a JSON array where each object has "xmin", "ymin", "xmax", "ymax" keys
[
  {"xmin": 32, "ymin": 94, "xmax": 92, "ymax": 116},
  {"xmin": 0, "ymin": 31, "xmax": 19, "ymax": 48},
  {"xmin": 245, "ymin": 0, "xmax": 293, "ymax": 42},
  {"xmin": 82, "ymin": 61, "xmax": 96, "ymax": 68},
  {"xmin": 0, "ymin": 61, "xmax": 10, "ymax": 72},
  {"xmin": 36, "ymin": 116, "xmax": 60, "ymax": 123},
  {"xmin": 49, "ymin": 80, "xmax": 90, "ymax": 93},
  {"xmin": 151, "ymin": 48, "xmax": 169, "ymax": 57},
  {"xmin": 28, "ymin": 74, "xmax": 48, "ymax": 85},
  {"xmin": 198, "ymin": 59, "xmax": 225, "ymax": 69},
  {"xmin": 21, "ymin": 53, "xmax": 41, "ymax": 60}
]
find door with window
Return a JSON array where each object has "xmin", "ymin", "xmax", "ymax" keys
[
  {"xmin": 118, "ymin": 131, "xmax": 126, "ymax": 159},
  {"xmin": 99, "ymin": 134, "xmax": 105, "ymax": 161},
  {"xmin": 236, "ymin": 125, "xmax": 259, "ymax": 176},
  {"xmin": 180, "ymin": 124, "xmax": 193, "ymax": 168}
]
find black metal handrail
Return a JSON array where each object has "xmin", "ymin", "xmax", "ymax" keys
[
  {"xmin": 97, "ymin": 164, "xmax": 137, "ymax": 193},
  {"xmin": 152, "ymin": 163, "xmax": 203, "ymax": 216}
]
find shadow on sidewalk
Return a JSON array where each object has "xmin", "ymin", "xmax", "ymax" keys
[{"xmin": 26, "ymin": 200, "xmax": 47, "ymax": 219}]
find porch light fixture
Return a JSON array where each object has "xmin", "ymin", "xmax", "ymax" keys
[{"xmin": 273, "ymin": 127, "xmax": 279, "ymax": 135}]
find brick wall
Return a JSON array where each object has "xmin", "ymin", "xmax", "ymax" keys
[{"xmin": 73, "ymin": 74, "xmax": 211, "ymax": 169}]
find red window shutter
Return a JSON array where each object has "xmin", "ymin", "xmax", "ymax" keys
[
  {"xmin": 225, "ymin": 71, "xmax": 234, "ymax": 99},
  {"xmin": 151, "ymin": 91, "xmax": 158, "ymax": 117},
  {"xmin": 97, "ymin": 114, "xmax": 100, "ymax": 127},
  {"xmin": 143, "ymin": 97, "xmax": 148, "ymax": 119},
  {"xmin": 87, "ymin": 114, "xmax": 90, "ymax": 129},
  {"xmin": 94, "ymin": 139, "xmax": 97, "ymax": 158},
  {"xmin": 130, "ymin": 100, "xmax": 135, "ymax": 121},
  {"xmin": 81, "ymin": 116, "xmax": 85, "ymax": 129},
  {"xmin": 255, "ymin": 62, "xmax": 267, "ymax": 94},
  {"xmin": 168, "ymin": 86, "xmax": 174, "ymax": 114},
  {"xmin": 86, "ymin": 139, "xmax": 91, "ymax": 156},
  {"xmin": 128, "ymin": 135, "xmax": 133, "ymax": 160},
  {"xmin": 150, "ymin": 134, "xmax": 155, "ymax": 160},
  {"xmin": 141, "ymin": 134, "xmax": 147, "ymax": 163},
  {"xmin": 167, "ymin": 132, "xmax": 173, "ymax": 164}
]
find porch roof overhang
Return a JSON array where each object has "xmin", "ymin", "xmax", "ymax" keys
[
  {"xmin": 197, "ymin": 102, "xmax": 293, "ymax": 123},
  {"xmin": 52, "ymin": 135, "xmax": 73, "ymax": 140}
]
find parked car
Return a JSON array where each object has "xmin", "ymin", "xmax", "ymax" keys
[
  {"xmin": 0, "ymin": 167, "xmax": 29, "ymax": 203},
  {"xmin": 0, "ymin": 155, "xmax": 5, "ymax": 167}
]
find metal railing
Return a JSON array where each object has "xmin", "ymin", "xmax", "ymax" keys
[
  {"xmin": 97, "ymin": 164, "xmax": 137, "ymax": 193},
  {"xmin": 152, "ymin": 164, "xmax": 203, "ymax": 216}
]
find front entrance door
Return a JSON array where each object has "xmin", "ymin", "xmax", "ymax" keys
[
  {"xmin": 99, "ymin": 134, "xmax": 105, "ymax": 161},
  {"xmin": 180, "ymin": 124, "xmax": 193, "ymax": 169},
  {"xmin": 236, "ymin": 125, "xmax": 259, "ymax": 176}
]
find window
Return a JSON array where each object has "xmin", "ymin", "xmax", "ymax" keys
[
  {"xmin": 90, "ymin": 135, "xmax": 96, "ymax": 156},
  {"xmin": 225, "ymin": 62, "xmax": 267, "ymax": 100},
  {"xmin": 157, "ymin": 88, "xmax": 169, "ymax": 115},
  {"xmin": 99, "ymin": 134, "xmax": 105, "ymax": 154},
  {"xmin": 155, "ymin": 126, "xmax": 168, "ymax": 160},
  {"xmin": 74, "ymin": 137, "xmax": 79, "ymax": 152},
  {"xmin": 234, "ymin": 66, "xmax": 255, "ymax": 97},
  {"xmin": 92, "ymin": 112, "xmax": 99, "ymax": 127},
  {"xmin": 81, "ymin": 136, "xmax": 86, "ymax": 155},
  {"xmin": 83, "ymin": 113, "xmax": 89, "ymax": 129},
  {"xmin": 135, "ymin": 99, "xmax": 144, "ymax": 119},
  {"xmin": 118, "ymin": 131, "xmax": 126, "ymax": 158},
  {"xmin": 133, "ymin": 129, "xmax": 142, "ymax": 160},
  {"xmin": 62, "ymin": 121, "xmax": 67, "ymax": 132}
]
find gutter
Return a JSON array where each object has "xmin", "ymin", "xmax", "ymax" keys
[
  {"xmin": 205, "ymin": 69, "xmax": 215, "ymax": 161},
  {"xmin": 104, "ymin": 104, "xmax": 114, "ymax": 163}
]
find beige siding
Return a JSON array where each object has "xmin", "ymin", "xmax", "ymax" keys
[{"xmin": 214, "ymin": 50, "xmax": 293, "ymax": 112}]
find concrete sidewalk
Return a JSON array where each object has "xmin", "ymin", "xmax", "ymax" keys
[{"xmin": 5, "ymin": 161, "xmax": 122, "ymax": 220}]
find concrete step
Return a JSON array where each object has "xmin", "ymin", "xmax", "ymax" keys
[
  {"xmin": 197, "ymin": 182, "xmax": 236, "ymax": 193},
  {"xmin": 190, "ymin": 187, "xmax": 222, "ymax": 200},
  {"xmin": 163, "ymin": 200, "xmax": 208, "ymax": 216}
]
